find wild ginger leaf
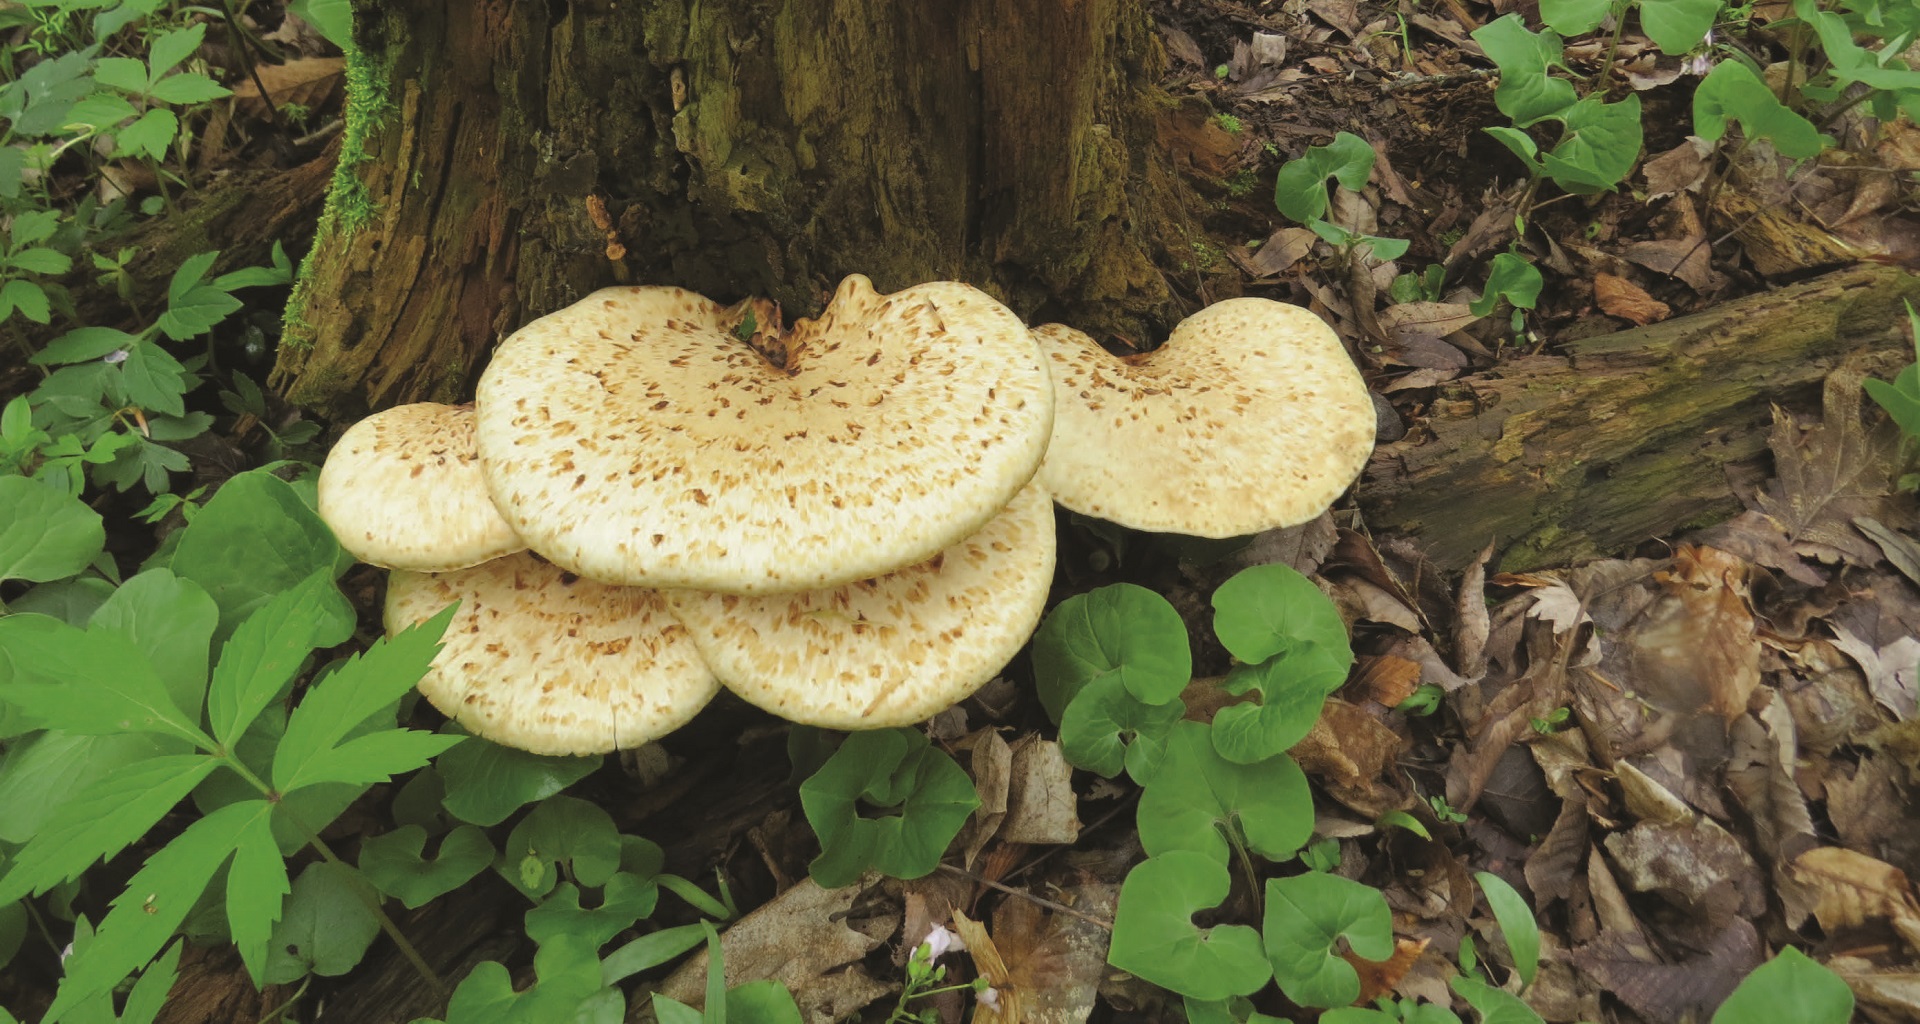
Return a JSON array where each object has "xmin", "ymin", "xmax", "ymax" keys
[
  {"xmin": 227, "ymin": 807, "xmax": 290, "ymax": 987},
  {"xmin": 206, "ymin": 571, "xmax": 334, "ymax": 749},
  {"xmin": 359, "ymin": 824, "xmax": 493, "ymax": 909},
  {"xmin": 271, "ymin": 605, "xmax": 455, "ymax": 793},
  {"xmin": 42, "ymin": 799, "xmax": 268, "ymax": 1023},
  {"xmin": 0, "ymin": 753, "xmax": 219, "ymax": 904}
]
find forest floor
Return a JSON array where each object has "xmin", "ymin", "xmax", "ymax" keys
[{"xmin": 4, "ymin": 0, "xmax": 1920, "ymax": 1022}]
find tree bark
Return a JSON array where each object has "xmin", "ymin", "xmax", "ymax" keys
[
  {"xmin": 270, "ymin": 0, "xmax": 1222, "ymax": 420},
  {"xmin": 1356, "ymin": 263, "xmax": 1920, "ymax": 571}
]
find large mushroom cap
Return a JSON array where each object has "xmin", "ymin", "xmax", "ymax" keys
[
  {"xmin": 475, "ymin": 275, "xmax": 1054, "ymax": 594},
  {"xmin": 385, "ymin": 552, "xmax": 719, "ymax": 755},
  {"xmin": 317, "ymin": 403, "xmax": 525, "ymax": 571},
  {"xmin": 666, "ymin": 481, "xmax": 1057, "ymax": 729},
  {"xmin": 1035, "ymin": 299, "xmax": 1374, "ymax": 537}
]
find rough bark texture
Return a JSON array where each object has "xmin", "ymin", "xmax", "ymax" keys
[
  {"xmin": 270, "ymin": 0, "xmax": 1213, "ymax": 420},
  {"xmin": 1357, "ymin": 264, "xmax": 1920, "ymax": 571}
]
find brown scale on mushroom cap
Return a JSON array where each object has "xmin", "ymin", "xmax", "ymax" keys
[
  {"xmin": 474, "ymin": 275, "xmax": 1054, "ymax": 595},
  {"xmin": 1034, "ymin": 298, "xmax": 1374, "ymax": 537},
  {"xmin": 316, "ymin": 402, "xmax": 526, "ymax": 571},
  {"xmin": 385, "ymin": 551, "xmax": 718, "ymax": 756},
  {"xmin": 666, "ymin": 481, "xmax": 1056, "ymax": 729}
]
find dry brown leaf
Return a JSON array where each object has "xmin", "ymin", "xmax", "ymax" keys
[
  {"xmin": 952, "ymin": 909, "xmax": 1018, "ymax": 1024},
  {"xmin": 1726, "ymin": 705, "xmax": 1823, "ymax": 927},
  {"xmin": 1353, "ymin": 654, "xmax": 1422, "ymax": 707},
  {"xmin": 1593, "ymin": 272, "xmax": 1671, "ymax": 324},
  {"xmin": 1827, "ymin": 754, "xmax": 1920, "ymax": 885},
  {"xmin": 1000, "ymin": 737, "xmax": 1080, "ymax": 845},
  {"xmin": 1827, "ymin": 624, "xmax": 1920, "ymax": 719},
  {"xmin": 1627, "ymin": 545, "xmax": 1762, "ymax": 722},
  {"xmin": 1293, "ymin": 698, "xmax": 1405, "ymax": 816},
  {"xmin": 228, "ymin": 57, "xmax": 345, "ymax": 119},
  {"xmin": 1330, "ymin": 577, "xmax": 1423, "ymax": 633},
  {"xmin": 1827, "ymin": 956, "xmax": 1920, "ymax": 1020},
  {"xmin": 1157, "ymin": 24, "xmax": 1205, "ymax": 67},
  {"xmin": 1569, "ymin": 919, "xmax": 1762, "ymax": 1023},
  {"xmin": 1455, "ymin": 541, "xmax": 1494, "ymax": 679},
  {"xmin": 964, "ymin": 730, "xmax": 1014, "ymax": 867},
  {"xmin": 1854, "ymin": 515, "xmax": 1920, "ymax": 589},
  {"xmin": 1227, "ymin": 226, "xmax": 1318, "ymax": 278},
  {"xmin": 1349, "ymin": 937, "xmax": 1429, "ymax": 1003},
  {"xmin": 1378, "ymin": 301, "xmax": 1478, "ymax": 345},
  {"xmin": 995, "ymin": 885, "xmax": 1114, "ymax": 1024},
  {"xmin": 1793, "ymin": 846, "xmax": 1920, "ymax": 951},
  {"xmin": 1752, "ymin": 368, "xmax": 1913, "ymax": 565},
  {"xmin": 1712, "ymin": 189, "xmax": 1861, "ymax": 277},
  {"xmin": 1642, "ymin": 138, "xmax": 1711, "ymax": 198}
]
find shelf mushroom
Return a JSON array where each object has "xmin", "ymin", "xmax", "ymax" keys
[
  {"xmin": 666, "ymin": 482, "xmax": 1057, "ymax": 729},
  {"xmin": 316, "ymin": 402, "xmax": 526, "ymax": 571},
  {"xmin": 1034, "ymin": 298, "xmax": 1374, "ymax": 537},
  {"xmin": 385, "ymin": 552, "xmax": 719, "ymax": 756},
  {"xmin": 474, "ymin": 274, "xmax": 1055, "ymax": 594}
]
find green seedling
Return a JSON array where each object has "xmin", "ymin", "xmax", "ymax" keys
[
  {"xmin": 432, "ymin": 735, "xmax": 602, "ymax": 826},
  {"xmin": 1427, "ymin": 795, "xmax": 1468, "ymax": 824},
  {"xmin": 1396, "ymin": 684, "xmax": 1445, "ymax": 717},
  {"xmin": 1529, "ymin": 707, "xmax": 1572, "ymax": 735},
  {"xmin": 1470, "ymin": 251, "xmax": 1543, "ymax": 319},
  {"xmin": 653, "ymin": 922, "xmax": 804, "ymax": 1024},
  {"xmin": 1209, "ymin": 563, "xmax": 1354, "ymax": 764},
  {"xmin": 887, "ymin": 926, "xmax": 986, "ymax": 1024},
  {"xmin": 1692, "ymin": 61, "xmax": 1828, "ymax": 160},
  {"xmin": 359, "ymin": 825, "xmax": 494, "ymax": 910},
  {"xmin": 1473, "ymin": 872, "xmax": 1541, "ymax": 988},
  {"xmin": 420, "ymin": 933, "xmax": 622, "ymax": 1024},
  {"xmin": 1865, "ymin": 302, "xmax": 1920, "ymax": 442},
  {"xmin": 799, "ymin": 728, "xmax": 979, "ymax": 888},
  {"xmin": 1264, "ymin": 872, "xmax": 1394, "ymax": 1008},
  {"xmin": 1390, "ymin": 265, "xmax": 1446, "ymax": 305},
  {"xmin": 1474, "ymin": 16, "xmax": 1643, "ymax": 195},
  {"xmin": 1033, "ymin": 583, "xmax": 1191, "ymax": 781}
]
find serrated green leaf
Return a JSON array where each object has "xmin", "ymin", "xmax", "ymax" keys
[
  {"xmin": 0, "ymin": 476, "xmax": 104, "ymax": 583},
  {"xmin": 89, "ymin": 569, "xmax": 217, "ymax": 721},
  {"xmin": 1638, "ymin": 0, "xmax": 1720, "ymax": 55},
  {"xmin": 147, "ymin": 25, "xmax": 206, "ymax": 79},
  {"xmin": 1107, "ymin": 852, "xmax": 1271, "ymax": 1001},
  {"xmin": 116, "ymin": 940, "xmax": 184, "ymax": 1024},
  {"xmin": 93, "ymin": 57, "xmax": 150, "ymax": 95},
  {"xmin": 206, "ymin": 570, "xmax": 334, "ymax": 749},
  {"xmin": 120, "ymin": 340, "xmax": 189, "ymax": 417},
  {"xmin": 359, "ymin": 824, "xmax": 493, "ymax": 909},
  {"xmin": 0, "ymin": 614, "xmax": 210, "ymax": 747},
  {"xmin": 228, "ymin": 806, "xmax": 290, "ymax": 986},
  {"xmin": 157, "ymin": 284, "xmax": 242, "ymax": 340},
  {"xmin": 148, "ymin": 73, "xmax": 230, "ymax": 105},
  {"xmin": 0, "ymin": 147, "xmax": 22, "ymax": 200},
  {"xmin": 272, "ymin": 604, "xmax": 455, "ymax": 792},
  {"xmin": 63, "ymin": 92, "xmax": 139, "ymax": 132},
  {"xmin": 1137, "ymin": 720, "xmax": 1313, "ymax": 865},
  {"xmin": 32, "ymin": 327, "xmax": 138, "ymax": 366},
  {"xmin": 193, "ymin": 702, "xmax": 370, "ymax": 855},
  {"xmin": 1263, "ymin": 872, "xmax": 1394, "ymax": 1008},
  {"xmin": 0, "ymin": 753, "xmax": 218, "ymax": 905},
  {"xmin": 264, "ymin": 861, "xmax": 381, "ymax": 985},
  {"xmin": 436, "ymin": 737, "xmax": 601, "ymax": 826},
  {"xmin": 9, "ymin": 247, "xmax": 71, "ymax": 275},
  {"xmin": 0, "ymin": 732, "xmax": 171, "ymax": 845},
  {"xmin": 289, "ymin": 729, "xmax": 465, "ymax": 789},
  {"xmin": 799, "ymin": 728, "xmax": 980, "ymax": 888},
  {"xmin": 1475, "ymin": 872, "xmax": 1540, "ymax": 988},
  {"xmin": 114, "ymin": 108, "xmax": 178, "ymax": 161},
  {"xmin": 171, "ymin": 470, "xmax": 353, "ymax": 644},
  {"xmin": 166, "ymin": 252, "xmax": 218, "ymax": 305},
  {"xmin": 43, "ymin": 799, "xmax": 266, "ymax": 1023},
  {"xmin": 0, "ymin": 279, "xmax": 51, "ymax": 323}
]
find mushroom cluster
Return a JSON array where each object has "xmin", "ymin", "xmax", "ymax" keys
[{"xmin": 317, "ymin": 277, "xmax": 1374, "ymax": 755}]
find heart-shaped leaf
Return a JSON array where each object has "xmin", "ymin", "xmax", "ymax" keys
[
  {"xmin": 1209, "ymin": 659, "xmax": 1346, "ymax": 764},
  {"xmin": 1137, "ymin": 720, "xmax": 1313, "ymax": 866},
  {"xmin": 358, "ymin": 824, "xmax": 493, "ymax": 909},
  {"xmin": 799, "ymin": 728, "xmax": 979, "ymax": 888},
  {"xmin": 1211, "ymin": 563, "xmax": 1352, "ymax": 672},
  {"xmin": 1034, "ymin": 583, "xmax": 1191, "ymax": 721},
  {"xmin": 1263, "ymin": 872, "xmax": 1395, "ymax": 1008},
  {"xmin": 1057, "ymin": 673, "xmax": 1186, "ymax": 782},
  {"xmin": 1107, "ymin": 851, "xmax": 1271, "ymax": 1001}
]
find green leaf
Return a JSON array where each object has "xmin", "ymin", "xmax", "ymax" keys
[
  {"xmin": 63, "ymin": 92, "xmax": 139, "ymax": 132},
  {"xmin": 525, "ymin": 873, "xmax": 657, "ymax": 948},
  {"xmin": 43, "ymin": 799, "xmax": 266, "ymax": 1023},
  {"xmin": 1474, "ymin": 872, "xmax": 1540, "ymax": 988},
  {"xmin": 0, "ymin": 753, "xmax": 219, "ymax": 905},
  {"xmin": 0, "ymin": 280, "xmax": 50, "ymax": 324},
  {"xmin": 0, "ymin": 732, "xmax": 170, "ymax": 845},
  {"xmin": 117, "ymin": 940, "xmax": 184, "ymax": 1024},
  {"xmin": 359, "ymin": 824, "xmax": 494, "ymax": 909},
  {"xmin": 1449, "ymin": 972, "xmax": 1547, "ymax": 1024},
  {"xmin": 1209, "ymin": 658, "xmax": 1345, "ymax": 763},
  {"xmin": 1211, "ymin": 563, "xmax": 1354, "ymax": 670},
  {"xmin": 193, "ymin": 703, "xmax": 369, "ymax": 855},
  {"xmin": 1057, "ymin": 673, "xmax": 1186, "ymax": 781},
  {"xmin": 32, "ymin": 327, "xmax": 139, "ymax": 366},
  {"xmin": 289, "ymin": 0, "xmax": 354, "ymax": 52},
  {"xmin": 89, "ymin": 569, "xmax": 218, "ymax": 721},
  {"xmin": 799, "ymin": 728, "xmax": 981, "ymax": 888},
  {"xmin": 114, "ymin": 108, "xmax": 178, "ymax": 161},
  {"xmin": 436, "ymin": 737, "xmax": 602, "ymax": 826},
  {"xmin": 148, "ymin": 72, "xmax": 230, "ymax": 105},
  {"xmin": 120, "ymin": 340, "xmax": 190, "ymax": 417},
  {"xmin": 1137, "ymin": 720, "xmax": 1314, "ymax": 865},
  {"xmin": 1866, "ymin": 374, "xmax": 1920, "ymax": 437},
  {"xmin": 1473, "ymin": 16, "xmax": 1577, "ymax": 125},
  {"xmin": 728, "ymin": 980, "xmax": 804, "ymax": 1024},
  {"xmin": 170, "ymin": 470, "xmax": 354, "ymax": 644},
  {"xmin": 1274, "ymin": 132, "xmax": 1376, "ymax": 223},
  {"xmin": 0, "ymin": 615, "xmax": 211, "ymax": 747},
  {"xmin": 8, "ymin": 247, "xmax": 71, "ymax": 275},
  {"xmin": 1107, "ymin": 851, "xmax": 1271, "ymax": 1001},
  {"xmin": 157, "ymin": 284, "xmax": 243, "ymax": 341},
  {"xmin": 264, "ymin": 862, "xmax": 381, "ymax": 985},
  {"xmin": 291, "ymin": 729, "xmax": 465, "ymax": 788},
  {"xmin": 1712, "ymin": 947, "xmax": 1853, "ymax": 1024},
  {"xmin": 499, "ymin": 795, "xmax": 624, "ymax": 900},
  {"xmin": 147, "ymin": 25, "xmax": 207, "ymax": 78},
  {"xmin": 1538, "ymin": 0, "xmax": 1612, "ymax": 36},
  {"xmin": 1542, "ymin": 94, "xmax": 1643, "ymax": 194},
  {"xmin": 1638, "ymin": 0, "xmax": 1721, "ymax": 55},
  {"xmin": 1692, "ymin": 61, "xmax": 1829, "ymax": 160},
  {"xmin": 206, "ymin": 571, "xmax": 334, "ymax": 749},
  {"xmin": 272, "ymin": 604, "xmax": 456, "ymax": 792},
  {"xmin": 0, "ymin": 476, "xmax": 105, "ymax": 583},
  {"xmin": 1263, "ymin": 872, "xmax": 1394, "ymax": 1008},
  {"xmin": 1032, "ymin": 583, "xmax": 1192, "ymax": 722},
  {"xmin": 227, "ymin": 806, "xmax": 291, "ymax": 986},
  {"xmin": 94, "ymin": 57, "xmax": 151, "ymax": 95},
  {"xmin": 1470, "ymin": 252, "xmax": 1544, "ymax": 317},
  {"xmin": 166, "ymin": 253, "xmax": 218, "ymax": 306}
]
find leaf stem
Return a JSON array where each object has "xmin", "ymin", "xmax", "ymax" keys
[{"xmin": 302, "ymin": 829, "xmax": 447, "ymax": 997}]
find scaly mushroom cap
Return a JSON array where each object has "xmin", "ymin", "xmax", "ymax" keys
[
  {"xmin": 317, "ymin": 403, "xmax": 525, "ymax": 571},
  {"xmin": 475, "ymin": 275, "xmax": 1054, "ymax": 594},
  {"xmin": 666, "ymin": 481, "xmax": 1057, "ymax": 729},
  {"xmin": 1035, "ymin": 299, "xmax": 1374, "ymax": 537},
  {"xmin": 385, "ymin": 552, "xmax": 719, "ymax": 755}
]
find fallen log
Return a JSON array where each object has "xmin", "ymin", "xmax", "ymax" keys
[{"xmin": 1355, "ymin": 263, "xmax": 1920, "ymax": 571}]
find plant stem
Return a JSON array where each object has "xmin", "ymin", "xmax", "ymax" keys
[{"xmin": 934, "ymin": 864, "xmax": 1113, "ymax": 931}]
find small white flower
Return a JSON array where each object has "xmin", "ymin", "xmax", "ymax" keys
[
  {"xmin": 976, "ymin": 986, "xmax": 1001, "ymax": 1010},
  {"xmin": 921, "ymin": 924, "xmax": 966, "ymax": 960}
]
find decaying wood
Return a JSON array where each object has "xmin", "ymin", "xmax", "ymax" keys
[{"xmin": 1356, "ymin": 263, "xmax": 1920, "ymax": 571}]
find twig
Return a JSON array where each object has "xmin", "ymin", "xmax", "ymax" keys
[{"xmin": 936, "ymin": 864, "xmax": 1114, "ymax": 932}]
